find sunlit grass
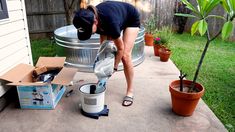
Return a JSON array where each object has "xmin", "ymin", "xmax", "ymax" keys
[{"xmin": 30, "ymin": 39, "xmax": 56, "ymax": 65}]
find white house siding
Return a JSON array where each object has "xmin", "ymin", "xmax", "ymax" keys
[{"xmin": 0, "ymin": 0, "xmax": 33, "ymax": 97}]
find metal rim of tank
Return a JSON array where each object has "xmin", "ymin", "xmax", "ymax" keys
[{"xmin": 54, "ymin": 25, "xmax": 145, "ymax": 72}]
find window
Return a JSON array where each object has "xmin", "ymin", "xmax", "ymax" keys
[{"xmin": 0, "ymin": 0, "xmax": 8, "ymax": 20}]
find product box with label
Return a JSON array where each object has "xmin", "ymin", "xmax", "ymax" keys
[{"xmin": 0, "ymin": 57, "xmax": 77, "ymax": 109}]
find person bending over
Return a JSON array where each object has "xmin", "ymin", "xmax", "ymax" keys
[{"xmin": 73, "ymin": 1, "xmax": 140, "ymax": 107}]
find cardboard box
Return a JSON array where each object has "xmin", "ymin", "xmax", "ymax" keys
[{"xmin": 0, "ymin": 57, "xmax": 77, "ymax": 109}]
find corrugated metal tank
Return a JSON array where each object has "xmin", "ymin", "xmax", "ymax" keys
[{"xmin": 54, "ymin": 25, "xmax": 145, "ymax": 72}]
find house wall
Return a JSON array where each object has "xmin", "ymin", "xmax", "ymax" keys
[{"xmin": 0, "ymin": 0, "xmax": 33, "ymax": 97}]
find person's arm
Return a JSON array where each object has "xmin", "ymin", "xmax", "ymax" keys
[
  {"xmin": 100, "ymin": 35, "xmax": 107, "ymax": 44},
  {"xmin": 113, "ymin": 37, "xmax": 124, "ymax": 70}
]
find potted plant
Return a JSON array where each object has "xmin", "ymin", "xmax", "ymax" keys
[
  {"xmin": 159, "ymin": 47, "xmax": 171, "ymax": 62},
  {"xmin": 169, "ymin": 0, "xmax": 235, "ymax": 116},
  {"xmin": 153, "ymin": 37, "xmax": 162, "ymax": 56},
  {"xmin": 154, "ymin": 27, "xmax": 173, "ymax": 62},
  {"xmin": 144, "ymin": 14, "xmax": 157, "ymax": 46}
]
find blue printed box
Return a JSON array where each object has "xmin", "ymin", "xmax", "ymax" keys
[
  {"xmin": 17, "ymin": 84, "xmax": 65, "ymax": 109},
  {"xmin": 0, "ymin": 57, "xmax": 77, "ymax": 109}
]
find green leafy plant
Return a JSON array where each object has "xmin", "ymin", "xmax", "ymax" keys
[
  {"xmin": 175, "ymin": 0, "xmax": 235, "ymax": 92},
  {"xmin": 154, "ymin": 37, "xmax": 161, "ymax": 45},
  {"xmin": 144, "ymin": 14, "xmax": 157, "ymax": 34},
  {"xmin": 154, "ymin": 26, "xmax": 173, "ymax": 48}
]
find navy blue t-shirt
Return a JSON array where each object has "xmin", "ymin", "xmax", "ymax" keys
[{"xmin": 96, "ymin": 1, "xmax": 140, "ymax": 39}]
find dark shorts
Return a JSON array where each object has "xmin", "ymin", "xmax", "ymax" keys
[{"xmin": 126, "ymin": 6, "xmax": 140, "ymax": 28}]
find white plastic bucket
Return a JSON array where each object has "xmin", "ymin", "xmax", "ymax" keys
[{"xmin": 79, "ymin": 83, "xmax": 106, "ymax": 113}]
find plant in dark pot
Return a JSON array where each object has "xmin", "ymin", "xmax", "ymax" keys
[
  {"xmin": 155, "ymin": 27, "xmax": 173, "ymax": 61},
  {"xmin": 169, "ymin": 0, "xmax": 235, "ymax": 116},
  {"xmin": 144, "ymin": 14, "xmax": 157, "ymax": 46}
]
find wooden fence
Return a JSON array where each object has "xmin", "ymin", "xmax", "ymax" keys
[
  {"xmin": 25, "ymin": 0, "xmax": 81, "ymax": 39},
  {"xmin": 25, "ymin": 0, "xmax": 176, "ymax": 39},
  {"xmin": 25, "ymin": 0, "xmax": 235, "ymax": 40}
]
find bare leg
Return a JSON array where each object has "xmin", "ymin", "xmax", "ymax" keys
[{"xmin": 122, "ymin": 27, "xmax": 139, "ymax": 105}]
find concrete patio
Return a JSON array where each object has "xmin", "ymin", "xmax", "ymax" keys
[{"xmin": 0, "ymin": 47, "xmax": 227, "ymax": 132}]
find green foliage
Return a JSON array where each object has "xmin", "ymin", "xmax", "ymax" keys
[
  {"xmin": 198, "ymin": 20, "xmax": 208, "ymax": 36},
  {"xmin": 154, "ymin": 26, "xmax": 173, "ymax": 48},
  {"xmin": 180, "ymin": 0, "xmax": 220, "ymax": 36},
  {"xmin": 174, "ymin": 13, "xmax": 197, "ymax": 18},
  {"xmin": 191, "ymin": 21, "xmax": 199, "ymax": 35},
  {"xmin": 222, "ymin": 21, "xmax": 234, "ymax": 39},
  {"xmin": 221, "ymin": 0, "xmax": 235, "ymax": 18},
  {"xmin": 176, "ymin": 0, "xmax": 235, "ymax": 39},
  {"xmin": 144, "ymin": 14, "xmax": 157, "ymax": 34},
  {"xmin": 221, "ymin": 0, "xmax": 235, "ymax": 40},
  {"xmin": 31, "ymin": 39, "xmax": 56, "ymax": 65}
]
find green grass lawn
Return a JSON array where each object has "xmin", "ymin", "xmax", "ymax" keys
[
  {"xmin": 31, "ymin": 34, "xmax": 235, "ymax": 131},
  {"xmin": 31, "ymin": 39, "xmax": 56, "ymax": 65},
  {"xmin": 170, "ymin": 33, "xmax": 235, "ymax": 132}
]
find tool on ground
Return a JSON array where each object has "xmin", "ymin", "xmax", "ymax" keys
[{"xmin": 65, "ymin": 79, "xmax": 84, "ymax": 97}]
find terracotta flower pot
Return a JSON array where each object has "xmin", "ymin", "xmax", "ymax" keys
[
  {"xmin": 144, "ymin": 33, "xmax": 154, "ymax": 46},
  {"xmin": 159, "ymin": 47, "xmax": 171, "ymax": 62},
  {"xmin": 153, "ymin": 44, "xmax": 162, "ymax": 56},
  {"xmin": 169, "ymin": 80, "xmax": 205, "ymax": 116}
]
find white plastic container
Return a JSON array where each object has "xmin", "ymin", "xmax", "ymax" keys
[{"xmin": 79, "ymin": 83, "xmax": 106, "ymax": 113}]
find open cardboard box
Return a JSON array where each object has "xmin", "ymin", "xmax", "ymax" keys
[{"xmin": 0, "ymin": 57, "xmax": 77, "ymax": 109}]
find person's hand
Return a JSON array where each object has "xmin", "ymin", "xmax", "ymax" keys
[{"xmin": 113, "ymin": 67, "xmax": 118, "ymax": 74}]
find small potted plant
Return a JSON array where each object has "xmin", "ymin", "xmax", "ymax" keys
[
  {"xmin": 153, "ymin": 37, "xmax": 162, "ymax": 56},
  {"xmin": 159, "ymin": 46, "xmax": 171, "ymax": 62},
  {"xmin": 156, "ymin": 27, "xmax": 173, "ymax": 62},
  {"xmin": 144, "ymin": 14, "xmax": 157, "ymax": 46},
  {"xmin": 169, "ymin": 0, "xmax": 235, "ymax": 116}
]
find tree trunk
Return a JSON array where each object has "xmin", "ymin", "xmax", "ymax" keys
[{"xmin": 63, "ymin": 0, "xmax": 80, "ymax": 25}]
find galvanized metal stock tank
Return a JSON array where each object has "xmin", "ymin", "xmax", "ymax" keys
[{"xmin": 54, "ymin": 25, "xmax": 145, "ymax": 72}]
